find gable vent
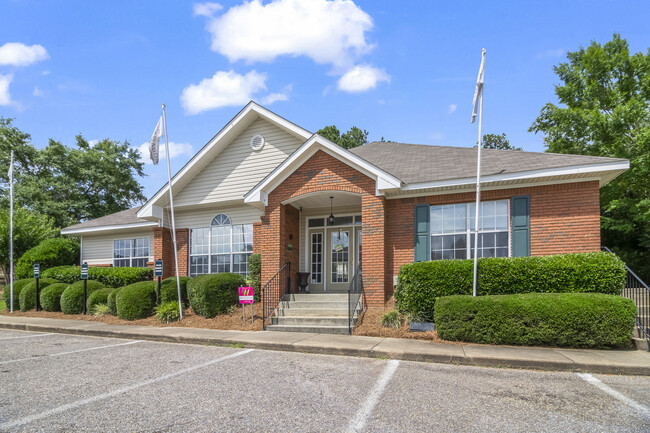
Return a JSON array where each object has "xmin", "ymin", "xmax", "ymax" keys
[{"xmin": 250, "ymin": 134, "xmax": 265, "ymax": 151}]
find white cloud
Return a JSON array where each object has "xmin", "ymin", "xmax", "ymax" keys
[
  {"xmin": 41, "ymin": 70, "xmax": 51, "ymax": 76},
  {"xmin": 0, "ymin": 74, "xmax": 13, "ymax": 106},
  {"xmin": 337, "ymin": 65, "xmax": 389, "ymax": 93},
  {"xmin": 193, "ymin": 2, "xmax": 222, "ymax": 17},
  {"xmin": 536, "ymin": 48, "xmax": 565, "ymax": 59},
  {"xmin": 448, "ymin": 104, "xmax": 457, "ymax": 114},
  {"xmin": 181, "ymin": 70, "xmax": 273, "ymax": 115},
  {"xmin": 87, "ymin": 139, "xmax": 99, "ymax": 147},
  {"xmin": 261, "ymin": 92, "xmax": 288, "ymax": 105},
  {"xmin": 0, "ymin": 42, "xmax": 49, "ymax": 67},
  {"xmin": 33, "ymin": 86, "xmax": 44, "ymax": 97},
  {"xmin": 197, "ymin": 0, "xmax": 374, "ymax": 70},
  {"xmin": 429, "ymin": 132, "xmax": 444, "ymax": 141},
  {"xmin": 137, "ymin": 141, "xmax": 194, "ymax": 165}
]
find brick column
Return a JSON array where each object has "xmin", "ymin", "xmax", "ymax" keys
[
  {"xmin": 362, "ymin": 194, "xmax": 387, "ymax": 308},
  {"xmin": 154, "ymin": 227, "xmax": 189, "ymax": 278}
]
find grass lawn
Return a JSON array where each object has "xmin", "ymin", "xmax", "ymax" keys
[{"xmin": 0, "ymin": 300, "xmax": 5, "ymax": 310}]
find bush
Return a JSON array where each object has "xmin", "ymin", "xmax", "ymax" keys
[
  {"xmin": 107, "ymin": 288, "xmax": 121, "ymax": 315},
  {"xmin": 60, "ymin": 280, "xmax": 105, "ymax": 314},
  {"xmin": 40, "ymin": 283, "xmax": 69, "ymax": 312},
  {"xmin": 15, "ymin": 238, "xmax": 79, "ymax": 279},
  {"xmin": 247, "ymin": 254, "xmax": 261, "ymax": 302},
  {"xmin": 42, "ymin": 266, "xmax": 153, "ymax": 288},
  {"xmin": 188, "ymin": 273, "xmax": 245, "ymax": 318},
  {"xmin": 19, "ymin": 279, "xmax": 57, "ymax": 311},
  {"xmin": 156, "ymin": 301, "xmax": 181, "ymax": 324},
  {"xmin": 2, "ymin": 279, "xmax": 34, "ymax": 310},
  {"xmin": 116, "ymin": 282, "xmax": 157, "ymax": 320},
  {"xmin": 434, "ymin": 293, "xmax": 636, "ymax": 349},
  {"xmin": 381, "ymin": 310, "xmax": 402, "ymax": 329},
  {"xmin": 87, "ymin": 288, "xmax": 113, "ymax": 313},
  {"xmin": 159, "ymin": 276, "xmax": 190, "ymax": 307},
  {"xmin": 395, "ymin": 252, "xmax": 626, "ymax": 321},
  {"xmin": 92, "ymin": 304, "xmax": 111, "ymax": 316}
]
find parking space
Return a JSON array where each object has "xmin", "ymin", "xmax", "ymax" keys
[{"xmin": 1, "ymin": 331, "xmax": 649, "ymax": 432}]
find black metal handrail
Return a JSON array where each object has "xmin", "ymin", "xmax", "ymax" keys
[
  {"xmin": 348, "ymin": 261, "xmax": 365, "ymax": 335},
  {"xmin": 262, "ymin": 262, "xmax": 291, "ymax": 330},
  {"xmin": 603, "ymin": 246, "xmax": 650, "ymax": 348}
]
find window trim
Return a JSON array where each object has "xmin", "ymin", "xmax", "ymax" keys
[{"xmin": 113, "ymin": 237, "xmax": 150, "ymax": 267}]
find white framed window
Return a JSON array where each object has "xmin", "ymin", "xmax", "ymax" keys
[
  {"xmin": 430, "ymin": 200, "xmax": 509, "ymax": 260},
  {"xmin": 189, "ymin": 213, "xmax": 253, "ymax": 277},
  {"xmin": 113, "ymin": 237, "xmax": 149, "ymax": 267}
]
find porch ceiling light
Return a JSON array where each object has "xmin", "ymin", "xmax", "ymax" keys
[{"xmin": 328, "ymin": 196, "xmax": 335, "ymax": 226}]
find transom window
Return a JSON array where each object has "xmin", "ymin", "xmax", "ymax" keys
[
  {"xmin": 430, "ymin": 200, "xmax": 509, "ymax": 260},
  {"xmin": 189, "ymin": 214, "xmax": 253, "ymax": 277},
  {"xmin": 113, "ymin": 237, "xmax": 149, "ymax": 267}
]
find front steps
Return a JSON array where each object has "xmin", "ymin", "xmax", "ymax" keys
[{"xmin": 266, "ymin": 293, "xmax": 361, "ymax": 335}]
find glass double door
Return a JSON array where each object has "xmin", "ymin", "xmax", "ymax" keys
[{"xmin": 309, "ymin": 226, "xmax": 361, "ymax": 293}]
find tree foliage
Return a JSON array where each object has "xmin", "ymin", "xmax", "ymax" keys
[
  {"xmin": 0, "ymin": 118, "xmax": 146, "ymax": 228},
  {"xmin": 317, "ymin": 125, "xmax": 369, "ymax": 149},
  {"xmin": 530, "ymin": 34, "xmax": 650, "ymax": 280},
  {"xmin": 482, "ymin": 133, "xmax": 521, "ymax": 150}
]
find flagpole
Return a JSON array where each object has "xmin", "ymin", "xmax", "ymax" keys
[
  {"xmin": 161, "ymin": 104, "xmax": 183, "ymax": 320},
  {"xmin": 472, "ymin": 49, "xmax": 485, "ymax": 297},
  {"xmin": 9, "ymin": 150, "xmax": 14, "ymax": 313}
]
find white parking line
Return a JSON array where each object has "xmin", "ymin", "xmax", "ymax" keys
[
  {"xmin": 0, "ymin": 333, "xmax": 55, "ymax": 341},
  {"xmin": 347, "ymin": 359, "xmax": 400, "ymax": 433},
  {"xmin": 577, "ymin": 373, "xmax": 650, "ymax": 418},
  {"xmin": 0, "ymin": 340, "xmax": 143, "ymax": 365},
  {"xmin": 0, "ymin": 348, "xmax": 254, "ymax": 430}
]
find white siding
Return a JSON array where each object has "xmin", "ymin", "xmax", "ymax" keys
[
  {"xmin": 174, "ymin": 204, "xmax": 263, "ymax": 229},
  {"xmin": 174, "ymin": 118, "xmax": 303, "ymax": 206},
  {"xmin": 81, "ymin": 229, "xmax": 154, "ymax": 266}
]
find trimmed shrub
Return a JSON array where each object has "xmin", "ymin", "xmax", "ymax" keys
[
  {"xmin": 15, "ymin": 237, "xmax": 79, "ymax": 279},
  {"xmin": 19, "ymin": 279, "xmax": 57, "ymax": 311},
  {"xmin": 107, "ymin": 288, "xmax": 121, "ymax": 315},
  {"xmin": 40, "ymin": 283, "xmax": 69, "ymax": 312},
  {"xmin": 60, "ymin": 280, "xmax": 105, "ymax": 314},
  {"xmin": 159, "ymin": 276, "xmax": 190, "ymax": 307},
  {"xmin": 434, "ymin": 293, "xmax": 637, "ymax": 349},
  {"xmin": 188, "ymin": 273, "xmax": 245, "ymax": 318},
  {"xmin": 381, "ymin": 310, "xmax": 402, "ymax": 329},
  {"xmin": 156, "ymin": 301, "xmax": 181, "ymax": 324},
  {"xmin": 87, "ymin": 288, "xmax": 113, "ymax": 313},
  {"xmin": 247, "ymin": 254, "xmax": 261, "ymax": 302},
  {"xmin": 92, "ymin": 304, "xmax": 111, "ymax": 316},
  {"xmin": 42, "ymin": 266, "xmax": 152, "ymax": 288},
  {"xmin": 116, "ymin": 282, "xmax": 157, "ymax": 320},
  {"xmin": 395, "ymin": 252, "xmax": 626, "ymax": 321},
  {"xmin": 2, "ymin": 279, "xmax": 34, "ymax": 310}
]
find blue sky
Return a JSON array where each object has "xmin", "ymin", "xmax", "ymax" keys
[{"xmin": 1, "ymin": 0, "xmax": 649, "ymax": 198}]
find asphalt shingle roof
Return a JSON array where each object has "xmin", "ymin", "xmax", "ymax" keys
[
  {"xmin": 349, "ymin": 142, "xmax": 626, "ymax": 185},
  {"xmin": 63, "ymin": 206, "xmax": 148, "ymax": 231}
]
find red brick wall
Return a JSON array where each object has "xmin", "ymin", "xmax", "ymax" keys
[
  {"xmin": 153, "ymin": 227, "xmax": 189, "ymax": 279},
  {"xmin": 385, "ymin": 181, "xmax": 601, "ymax": 295}
]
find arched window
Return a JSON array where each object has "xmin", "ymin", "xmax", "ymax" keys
[{"xmin": 211, "ymin": 213, "xmax": 231, "ymax": 226}]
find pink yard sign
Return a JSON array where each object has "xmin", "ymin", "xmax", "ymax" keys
[{"xmin": 238, "ymin": 287, "xmax": 254, "ymax": 304}]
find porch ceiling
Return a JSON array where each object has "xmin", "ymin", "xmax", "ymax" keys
[{"xmin": 282, "ymin": 190, "xmax": 361, "ymax": 209}]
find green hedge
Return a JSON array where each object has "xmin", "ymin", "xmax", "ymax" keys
[
  {"xmin": 188, "ymin": 273, "xmax": 245, "ymax": 318},
  {"xmin": 434, "ymin": 293, "xmax": 636, "ymax": 349},
  {"xmin": 19, "ymin": 279, "xmax": 56, "ymax": 311},
  {"xmin": 107, "ymin": 288, "xmax": 121, "ymax": 315},
  {"xmin": 42, "ymin": 266, "xmax": 153, "ymax": 288},
  {"xmin": 159, "ymin": 276, "xmax": 190, "ymax": 307},
  {"xmin": 15, "ymin": 237, "xmax": 79, "ymax": 279},
  {"xmin": 60, "ymin": 280, "xmax": 105, "ymax": 314},
  {"xmin": 40, "ymin": 283, "xmax": 69, "ymax": 312},
  {"xmin": 116, "ymin": 282, "xmax": 157, "ymax": 320},
  {"xmin": 87, "ymin": 288, "xmax": 113, "ymax": 313},
  {"xmin": 395, "ymin": 252, "xmax": 626, "ymax": 321},
  {"xmin": 2, "ymin": 279, "xmax": 34, "ymax": 310},
  {"xmin": 248, "ymin": 254, "xmax": 261, "ymax": 302}
]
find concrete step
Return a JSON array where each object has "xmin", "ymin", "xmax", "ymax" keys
[
  {"xmin": 279, "ymin": 301, "xmax": 349, "ymax": 309},
  {"xmin": 275, "ymin": 308, "xmax": 348, "ymax": 317},
  {"xmin": 276, "ymin": 316, "xmax": 350, "ymax": 326},
  {"xmin": 265, "ymin": 324, "xmax": 351, "ymax": 335},
  {"xmin": 286, "ymin": 293, "xmax": 348, "ymax": 302}
]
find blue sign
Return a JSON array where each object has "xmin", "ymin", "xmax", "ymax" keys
[
  {"xmin": 154, "ymin": 259, "xmax": 163, "ymax": 277},
  {"xmin": 81, "ymin": 263, "xmax": 89, "ymax": 280},
  {"xmin": 33, "ymin": 263, "xmax": 40, "ymax": 279}
]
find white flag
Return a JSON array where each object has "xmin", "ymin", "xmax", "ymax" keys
[
  {"xmin": 471, "ymin": 48, "xmax": 486, "ymax": 124},
  {"xmin": 149, "ymin": 116, "xmax": 162, "ymax": 165},
  {"xmin": 7, "ymin": 153, "xmax": 12, "ymax": 182}
]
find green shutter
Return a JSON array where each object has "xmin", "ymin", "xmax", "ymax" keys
[
  {"xmin": 414, "ymin": 204, "xmax": 430, "ymax": 262},
  {"xmin": 511, "ymin": 196, "xmax": 530, "ymax": 257}
]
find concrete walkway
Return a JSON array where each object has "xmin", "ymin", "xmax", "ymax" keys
[{"xmin": 1, "ymin": 315, "xmax": 648, "ymax": 376}]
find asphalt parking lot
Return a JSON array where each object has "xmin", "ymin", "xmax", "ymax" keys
[{"xmin": 0, "ymin": 329, "xmax": 648, "ymax": 432}]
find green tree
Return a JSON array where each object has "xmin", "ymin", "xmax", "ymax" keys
[
  {"xmin": 529, "ymin": 34, "xmax": 650, "ymax": 280},
  {"xmin": 0, "ymin": 206, "xmax": 58, "ymax": 284},
  {"xmin": 482, "ymin": 133, "xmax": 521, "ymax": 150},
  {"xmin": 317, "ymin": 125, "xmax": 369, "ymax": 149},
  {"xmin": 0, "ymin": 119, "xmax": 146, "ymax": 227}
]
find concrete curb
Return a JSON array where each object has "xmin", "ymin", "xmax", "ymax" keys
[{"xmin": 1, "ymin": 317, "xmax": 649, "ymax": 376}]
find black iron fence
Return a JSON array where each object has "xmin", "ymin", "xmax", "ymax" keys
[
  {"xmin": 261, "ymin": 262, "xmax": 291, "ymax": 330},
  {"xmin": 603, "ymin": 247, "xmax": 650, "ymax": 348},
  {"xmin": 348, "ymin": 261, "xmax": 365, "ymax": 335}
]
